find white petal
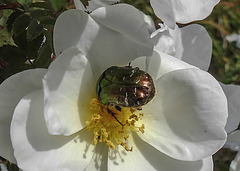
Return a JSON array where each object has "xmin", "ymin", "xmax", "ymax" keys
[
  {"xmin": 150, "ymin": 0, "xmax": 220, "ymax": 28},
  {"xmin": 87, "ymin": 0, "xmax": 103, "ymax": 11},
  {"xmin": 87, "ymin": 0, "xmax": 119, "ymax": 11},
  {"xmin": 43, "ymin": 47, "xmax": 95, "ymax": 136},
  {"xmin": 173, "ymin": 0, "xmax": 220, "ymax": 24},
  {"xmin": 170, "ymin": 24, "xmax": 212, "ymax": 71},
  {"xmin": 138, "ymin": 68, "xmax": 228, "ymax": 161},
  {"xmin": 108, "ymin": 133, "xmax": 213, "ymax": 171},
  {"xmin": 221, "ymin": 83, "xmax": 240, "ymax": 133},
  {"xmin": 0, "ymin": 69, "xmax": 46, "ymax": 163},
  {"xmin": 155, "ymin": 51, "xmax": 196, "ymax": 79},
  {"xmin": 130, "ymin": 51, "xmax": 161, "ymax": 80},
  {"xmin": 230, "ymin": 152, "xmax": 240, "ymax": 171},
  {"xmin": 150, "ymin": 0, "xmax": 175, "ymax": 29},
  {"xmin": 151, "ymin": 25, "xmax": 176, "ymax": 56},
  {"xmin": 54, "ymin": 5, "xmax": 153, "ymax": 74},
  {"xmin": 90, "ymin": 4, "xmax": 151, "ymax": 46},
  {"xmin": 131, "ymin": 51, "xmax": 196, "ymax": 80},
  {"xmin": 89, "ymin": 4, "xmax": 153, "ymax": 72},
  {"xmin": 10, "ymin": 90, "xmax": 96, "ymax": 171},
  {"xmin": 142, "ymin": 13, "xmax": 156, "ymax": 34},
  {"xmin": 225, "ymin": 130, "xmax": 240, "ymax": 151},
  {"xmin": 53, "ymin": 9, "xmax": 93, "ymax": 57},
  {"xmin": 84, "ymin": 142, "xmax": 108, "ymax": 171},
  {"xmin": 73, "ymin": 0, "xmax": 85, "ymax": 10}
]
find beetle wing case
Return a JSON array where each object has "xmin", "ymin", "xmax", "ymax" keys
[{"xmin": 97, "ymin": 66, "xmax": 155, "ymax": 107}]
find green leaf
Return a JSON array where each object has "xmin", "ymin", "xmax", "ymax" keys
[
  {"xmin": 0, "ymin": 28, "xmax": 14, "ymax": 46},
  {"xmin": 12, "ymin": 30, "xmax": 27, "ymax": 49},
  {"xmin": 2, "ymin": 0, "xmax": 17, "ymax": 4},
  {"xmin": 0, "ymin": 158, "xmax": 19, "ymax": 171},
  {"xmin": 6, "ymin": 10, "xmax": 22, "ymax": 32},
  {"xmin": 40, "ymin": 16, "xmax": 55, "ymax": 30},
  {"xmin": 30, "ymin": 2, "xmax": 52, "ymax": 10},
  {"xmin": 43, "ymin": 29, "xmax": 53, "ymax": 51},
  {"xmin": 12, "ymin": 13, "xmax": 31, "ymax": 35},
  {"xmin": 6, "ymin": 162, "xmax": 19, "ymax": 171},
  {"xmin": 0, "ymin": 10, "xmax": 15, "ymax": 46},
  {"xmin": 0, "ymin": 45, "xmax": 32, "ymax": 80},
  {"xmin": 26, "ymin": 34, "xmax": 44, "ymax": 59},
  {"xmin": 34, "ymin": 41, "xmax": 52, "ymax": 68},
  {"xmin": 30, "ymin": 9, "xmax": 48, "ymax": 19},
  {"xmin": 48, "ymin": 0, "xmax": 67, "ymax": 11},
  {"xmin": 17, "ymin": 0, "xmax": 32, "ymax": 5},
  {"xmin": 27, "ymin": 19, "xmax": 43, "ymax": 41},
  {"xmin": 0, "ymin": 60, "xmax": 32, "ymax": 80},
  {"xmin": 0, "ymin": 45, "xmax": 26, "ymax": 63}
]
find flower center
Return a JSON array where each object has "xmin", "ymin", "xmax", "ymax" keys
[{"xmin": 86, "ymin": 98, "xmax": 145, "ymax": 151}]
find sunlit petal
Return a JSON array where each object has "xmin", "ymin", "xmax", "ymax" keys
[
  {"xmin": 54, "ymin": 5, "xmax": 153, "ymax": 74},
  {"xmin": 11, "ymin": 90, "xmax": 97, "ymax": 171},
  {"xmin": 155, "ymin": 51, "xmax": 196, "ymax": 79},
  {"xmin": 73, "ymin": 0, "xmax": 85, "ymax": 10},
  {"xmin": 130, "ymin": 50, "xmax": 195, "ymax": 80},
  {"xmin": 108, "ymin": 133, "xmax": 213, "ymax": 170},
  {"xmin": 138, "ymin": 68, "xmax": 227, "ymax": 161},
  {"xmin": 151, "ymin": 24, "xmax": 176, "ymax": 56},
  {"xmin": 43, "ymin": 47, "xmax": 95, "ymax": 136},
  {"xmin": 87, "ymin": 0, "xmax": 119, "ymax": 11},
  {"xmin": 0, "ymin": 69, "xmax": 46, "ymax": 163},
  {"xmin": 150, "ymin": 0, "xmax": 175, "ymax": 28},
  {"xmin": 169, "ymin": 24, "xmax": 212, "ymax": 71}
]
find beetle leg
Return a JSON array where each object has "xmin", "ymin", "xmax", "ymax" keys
[
  {"xmin": 114, "ymin": 105, "xmax": 122, "ymax": 112},
  {"xmin": 107, "ymin": 108, "xmax": 124, "ymax": 126}
]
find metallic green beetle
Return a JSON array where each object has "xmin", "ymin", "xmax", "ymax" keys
[{"xmin": 96, "ymin": 66, "xmax": 155, "ymax": 109}]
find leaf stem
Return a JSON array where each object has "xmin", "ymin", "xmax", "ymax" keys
[{"xmin": 0, "ymin": 3, "xmax": 20, "ymax": 11}]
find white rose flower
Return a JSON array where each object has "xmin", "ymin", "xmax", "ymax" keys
[{"xmin": 0, "ymin": 3, "xmax": 228, "ymax": 171}]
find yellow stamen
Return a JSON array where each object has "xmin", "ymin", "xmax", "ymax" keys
[{"xmin": 86, "ymin": 98, "xmax": 145, "ymax": 151}]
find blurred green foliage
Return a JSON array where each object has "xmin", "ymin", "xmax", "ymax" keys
[
  {"xmin": 0, "ymin": 0, "xmax": 240, "ymax": 170},
  {"xmin": 202, "ymin": 0, "xmax": 240, "ymax": 85},
  {"xmin": 0, "ymin": 0, "xmax": 70, "ymax": 82}
]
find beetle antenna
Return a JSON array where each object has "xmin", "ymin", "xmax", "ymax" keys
[{"xmin": 107, "ymin": 108, "xmax": 124, "ymax": 126}]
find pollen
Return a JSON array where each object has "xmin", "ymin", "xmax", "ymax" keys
[{"xmin": 86, "ymin": 98, "xmax": 145, "ymax": 151}]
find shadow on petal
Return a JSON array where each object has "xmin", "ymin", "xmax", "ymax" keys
[
  {"xmin": 84, "ymin": 142, "xmax": 109, "ymax": 171},
  {"xmin": 108, "ymin": 145, "xmax": 128, "ymax": 166},
  {"xmin": 54, "ymin": 9, "xmax": 89, "ymax": 57},
  {"xmin": 78, "ymin": 62, "xmax": 96, "ymax": 128},
  {"xmin": 132, "ymin": 133, "xmax": 205, "ymax": 170},
  {"xmin": 25, "ymin": 91, "xmax": 93, "ymax": 152}
]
